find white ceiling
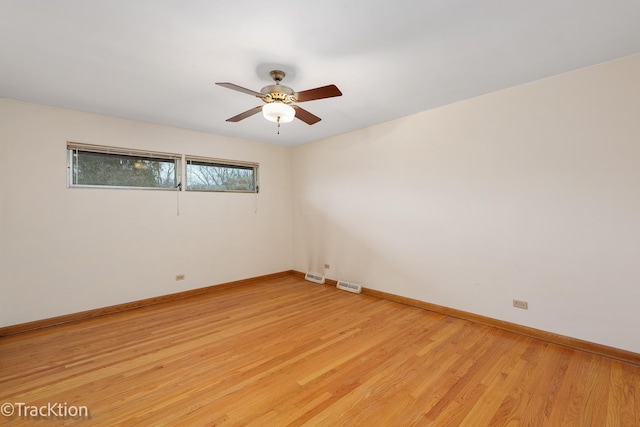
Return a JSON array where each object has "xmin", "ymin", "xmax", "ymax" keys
[{"xmin": 1, "ymin": 1, "xmax": 639, "ymax": 147}]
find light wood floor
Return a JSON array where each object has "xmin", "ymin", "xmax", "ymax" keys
[{"xmin": 1, "ymin": 275, "xmax": 638, "ymax": 426}]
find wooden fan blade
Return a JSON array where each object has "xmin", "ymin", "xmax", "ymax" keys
[
  {"xmin": 294, "ymin": 106, "xmax": 321, "ymax": 125},
  {"xmin": 294, "ymin": 84, "xmax": 342, "ymax": 102},
  {"xmin": 226, "ymin": 106, "xmax": 262, "ymax": 122},
  {"xmin": 216, "ymin": 82, "xmax": 262, "ymax": 97}
]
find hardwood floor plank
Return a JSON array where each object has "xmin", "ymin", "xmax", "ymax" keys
[
  {"xmin": 580, "ymin": 356, "xmax": 613, "ymax": 426},
  {"xmin": 457, "ymin": 339, "xmax": 529, "ymax": 425},
  {"xmin": 1, "ymin": 276, "xmax": 638, "ymax": 426},
  {"xmin": 423, "ymin": 330, "xmax": 517, "ymax": 425},
  {"xmin": 520, "ymin": 344, "xmax": 573, "ymax": 426},
  {"xmin": 606, "ymin": 360, "xmax": 636, "ymax": 426},
  {"xmin": 545, "ymin": 350, "xmax": 590, "ymax": 425}
]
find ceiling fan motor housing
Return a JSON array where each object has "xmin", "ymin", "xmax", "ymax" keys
[
  {"xmin": 260, "ymin": 84, "xmax": 295, "ymax": 104},
  {"xmin": 262, "ymin": 71, "xmax": 295, "ymax": 103}
]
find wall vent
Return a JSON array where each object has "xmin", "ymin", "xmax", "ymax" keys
[
  {"xmin": 336, "ymin": 280, "xmax": 362, "ymax": 294},
  {"xmin": 305, "ymin": 272, "xmax": 325, "ymax": 284}
]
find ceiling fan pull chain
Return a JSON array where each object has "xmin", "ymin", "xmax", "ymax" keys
[{"xmin": 277, "ymin": 116, "xmax": 281, "ymax": 134}]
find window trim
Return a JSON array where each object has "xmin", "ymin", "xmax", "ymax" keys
[{"xmin": 67, "ymin": 142, "xmax": 182, "ymax": 191}]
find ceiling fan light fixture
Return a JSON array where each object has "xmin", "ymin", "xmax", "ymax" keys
[{"xmin": 262, "ymin": 102, "xmax": 295, "ymax": 123}]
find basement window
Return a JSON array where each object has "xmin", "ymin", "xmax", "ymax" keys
[
  {"xmin": 185, "ymin": 156, "xmax": 258, "ymax": 193},
  {"xmin": 67, "ymin": 142, "xmax": 181, "ymax": 190}
]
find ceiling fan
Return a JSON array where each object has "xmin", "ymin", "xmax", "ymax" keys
[{"xmin": 216, "ymin": 70, "xmax": 342, "ymax": 130}]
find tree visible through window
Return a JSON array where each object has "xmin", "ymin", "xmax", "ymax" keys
[
  {"xmin": 68, "ymin": 143, "xmax": 180, "ymax": 189},
  {"xmin": 186, "ymin": 158, "xmax": 257, "ymax": 192}
]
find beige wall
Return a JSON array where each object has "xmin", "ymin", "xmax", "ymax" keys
[
  {"xmin": 292, "ymin": 54, "xmax": 640, "ymax": 353},
  {"xmin": 0, "ymin": 99, "xmax": 292, "ymax": 326}
]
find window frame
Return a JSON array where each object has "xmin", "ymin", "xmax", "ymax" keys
[
  {"xmin": 67, "ymin": 142, "xmax": 182, "ymax": 191},
  {"xmin": 185, "ymin": 155, "xmax": 259, "ymax": 193}
]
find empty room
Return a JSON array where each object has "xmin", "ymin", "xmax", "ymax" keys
[{"xmin": 1, "ymin": 1, "xmax": 639, "ymax": 425}]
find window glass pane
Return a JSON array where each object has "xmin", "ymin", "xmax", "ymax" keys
[
  {"xmin": 72, "ymin": 150, "xmax": 177, "ymax": 189},
  {"xmin": 186, "ymin": 161, "xmax": 256, "ymax": 192}
]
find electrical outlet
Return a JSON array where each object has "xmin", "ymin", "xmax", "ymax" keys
[
  {"xmin": 513, "ymin": 299, "xmax": 528, "ymax": 310},
  {"xmin": 175, "ymin": 274, "xmax": 185, "ymax": 281},
  {"xmin": 324, "ymin": 264, "xmax": 330, "ymax": 269}
]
